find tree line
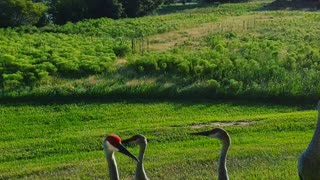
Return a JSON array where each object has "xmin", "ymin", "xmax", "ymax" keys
[
  {"xmin": 0, "ymin": 0, "xmax": 164, "ymax": 27},
  {"xmin": 1, "ymin": 0, "xmax": 258, "ymax": 28},
  {"xmin": 0, "ymin": 0, "xmax": 245, "ymax": 28}
]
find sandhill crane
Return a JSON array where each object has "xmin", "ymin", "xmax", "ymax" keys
[
  {"xmin": 298, "ymin": 101, "xmax": 320, "ymax": 180},
  {"xmin": 103, "ymin": 134, "xmax": 139, "ymax": 180},
  {"xmin": 191, "ymin": 128, "xmax": 231, "ymax": 180},
  {"xmin": 122, "ymin": 134, "xmax": 149, "ymax": 180}
]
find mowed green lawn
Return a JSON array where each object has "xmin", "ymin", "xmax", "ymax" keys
[{"xmin": 0, "ymin": 100, "xmax": 317, "ymax": 179}]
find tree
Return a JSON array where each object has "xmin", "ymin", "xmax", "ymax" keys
[
  {"xmin": 50, "ymin": 0, "xmax": 124, "ymax": 24},
  {"xmin": 201, "ymin": 0, "xmax": 230, "ymax": 3},
  {"xmin": 122, "ymin": 0, "xmax": 164, "ymax": 17},
  {"xmin": 86, "ymin": 0, "xmax": 124, "ymax": 19},
  {"xmin": 50, "ymin": 0, "xmax": 88, "ymax": 24},
  {"xmin": 28, "ymin": 0, "xmax": 163, "ymax": 25},
  {"xmin": 0, "ymin": 0, "xmax": 48, "ymax": 27},
  {"xmin": 163, "ymin": 0, "xmax": 176, "ymax": 4}
]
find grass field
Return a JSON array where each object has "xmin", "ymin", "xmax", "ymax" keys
[{"xmin": 0, "ymin": 100, "xmax": 317, "ymax": 179}]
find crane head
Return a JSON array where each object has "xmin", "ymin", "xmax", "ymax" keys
[
  {"xmin": 122, "ymin": 134, "xmax": 147, "ymax": 145},
  {"xmin": 104, "ymin": 134, "xmax": 139, "ymax": 162},
  {"xmin": 191, "ymin": 128, "xmax": 230, "ymax": 143}
]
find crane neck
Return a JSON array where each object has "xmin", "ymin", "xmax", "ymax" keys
[
  {"xmin": 135, "ymin": 143, "xmax": 149, "ymax": 180},
  {"xmin": 307, "ymin": 111, "xmax": 320, "ymax": 155},
  {"xmin": 218, "ymin": 138, "xmax": 230, "ymax": 180},
  {"xmin": 104, "ymin": 144, "xmax": 120, "ymax": 180},
  {"xmin": 138, "ymin": 143, "xmax": 146, "ymax": 162}
]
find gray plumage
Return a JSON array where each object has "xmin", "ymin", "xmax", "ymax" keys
[
  {"xmin": 298, "ymin": 101, "xmax": 320, "ymax": 180},
  {"xmin": 103, "ymin": 135, "xmax": 138, "ymax": 180},
  {"xmin": 191, "ymin": 128, "xmax": 231, "ymax": 180},
  {"xmin": 104, "ymin": 149, "xmax": 120, "ymax": 180},
  {"xmin": 122, "ymin": 134, "xmax": 149, "ymax": 180}
]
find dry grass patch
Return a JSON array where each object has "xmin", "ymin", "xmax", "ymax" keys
[
  {"xmin": 120, "ymin": 13, "xmax": 296, "ymax": 54},
  {"xmin": 190, "ymin": 121, "xmax": 255, "ymax": 129},
  {"xmin": 126, "ymin": 78, "xmax": 157, "ymax": 87},
  {"xmin": 147, "ymin": 14, "xmax": 278, "ymax": 51}
]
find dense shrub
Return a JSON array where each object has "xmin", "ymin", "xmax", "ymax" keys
[
  {"xmin": 0, "ymin": 31, "xmax": 118, "ymax": 89},
  {"xmin": 1, "ymin": 3, "xmax": 320, "ymax": 101},
  {"xmin": 126, "ymin": 17, "xmax": 320, "ymax": 99},
  {"xmin": 0, "ymin": 0, "xmax": 47, "ymax": 27},
  {"xmin": 113, "ymin": 44, "xmax": 131, "ymax": 57}
]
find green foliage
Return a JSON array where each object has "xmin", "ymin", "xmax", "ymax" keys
[
  {"xmin": 122, "ymin": 0, "xmax": 164, "ymax": 17},
  {"xmin": 206, "ymin": 79, "xmax": 220, "ymax": 89},
  {"xmin": 50, "ymin": 0, "xmax": 125, "ymax": 24},
  {"xmin": 126, "ymin": 11, "xmax": 320, "ymax": 99},
  {"xmin": 0, "ymin": 31, "xmax": 117, "ymax": 89},
  {"xmin": 39, "ymin": 2, "xmax": 260, "ymax": 37},
  {"xmin": 3, "ymin": 1, "xmax": 251, "ymax": 92},
  {"xmin": 0, "ymin": 0, "xmax": 47, "ymax": 27},
  {"xmin": 1, "ymin": 2, "xmax": 320, "ymax": 101},
  {"xmin": 50, "ymin": 0, "xmax": 88, "ymax": 24},
  {"xmin": 87, "ymin": 0, "xmax": 124, "ymax": 19},
  {"xmin": 112, "ymin": 42, "xmax": 131, "ymax": 57},
  {"xmin": 2, "ymin": 71, "xmax": 23, "ymax": 90},
  {"xmin": 50, "ymin": 0, "xmax": 163, "ymax": 24}
]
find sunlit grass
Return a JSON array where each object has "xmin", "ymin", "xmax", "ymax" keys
[{"xmin": 0, "ymin": 100, "xmax": 316, "ymax": 179}]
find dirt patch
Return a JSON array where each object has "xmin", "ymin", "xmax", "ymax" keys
[
  {"xmin": 115, "ymin": 58, "xmax": 128, "ymax": 66},
  {"xmin": 147, "ymin": 14, "xmax": 276, "ymax": 51},
  {"xmin": 126, "ymin": 78, "xmax": 156, "ymax": 87},
  {"xmin": 190, "ymin": 121, "xmax": 254, "ymax": 129}
]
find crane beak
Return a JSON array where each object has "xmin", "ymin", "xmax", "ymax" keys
[
  {"xmin": 117, "ymin": 143, "xmax": 139, "ymax": 162},
  {"xmin": 190, "ymin": 130, "xmax": 212, "ymax": 137},
  {"xmin": 121, "ymin": 138, "xmax": 133, "ymax": 145}
]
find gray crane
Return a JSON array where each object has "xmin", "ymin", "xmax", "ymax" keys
[
  {"xmin": 122, "ymin": 134, "xmax": 149, "ymax": 180},
  {"xmin": 103, "ymin": 134, "xmax": 139, "ymax": 180},
  {"xmin": 298, "ymin": 101, "xmax": 320, "ymax": 180},
  {"xmin": 191, "ymin": 128, "xmax": 231, "ymax": 180}
]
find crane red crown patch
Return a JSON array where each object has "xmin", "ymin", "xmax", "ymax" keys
[{"xmin": 106, "ymin": 134, "xmax": 122, "ymax": 146}]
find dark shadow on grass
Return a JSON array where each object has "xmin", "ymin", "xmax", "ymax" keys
[
  {"xmin": 0, "ymin": 92, "xmax": 316, "ymax": 110},
  {"xmin": 260, "ymin": 0, "xmax": 320, "ymax": 11}
]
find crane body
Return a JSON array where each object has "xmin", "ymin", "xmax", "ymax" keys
[{"xmin": 298, "ymin": 101, "xmax": 320, "ymax": 180}]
